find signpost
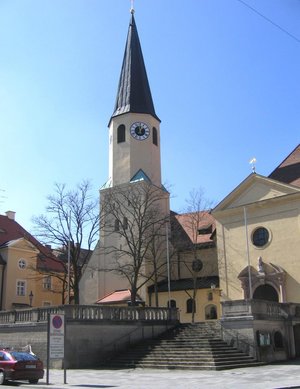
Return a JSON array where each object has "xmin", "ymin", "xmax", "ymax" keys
[{"xmin": 47, "ymin": 313, "xmax": 66, "ymax": 384}]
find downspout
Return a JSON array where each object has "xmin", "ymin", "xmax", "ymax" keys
[
  {"xmin": 243, "ymin": 206, "xmax": 253, "ymax": 298},
  {"xmin": 0, "ymin": 264, "xmax": 5, "ymax": 310}
]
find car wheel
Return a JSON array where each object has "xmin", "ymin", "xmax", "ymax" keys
[
  {"xmin": 0, "ymin": 371, "xmax": 4, "ymax": 385},
  {"xmin": 28, "ymin": 379, "xmax": 39, "ymax": 384}
]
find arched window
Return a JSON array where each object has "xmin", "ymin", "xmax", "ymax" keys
[
  {"xmin": 152, "ymin": 127, "xmax": 158, "ymax": 146},
  {"xmin": 186, "ymin": 298, "xmax": 195, "ymax": 313},
  {"xmin": 117, "ymin": 124, "xmax": 126, "ymax": 143},
  {"xmin": 167, "ymin": 299, "xmax": 176, "ymax": 308},
  {"xmin": 205, "ymin": 304, "xmax": 217, "ymax": 320},
  {"xmin": 274, "ymin": 331, "xmax": 284, "ymax": 348}
]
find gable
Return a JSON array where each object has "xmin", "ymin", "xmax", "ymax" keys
[
  {"xmin": 3, "ymin": 238, "xmax": 38, "ymax": 252},
  {"xmin": 214, "ymin": 173, "xmax": 300, "ymax": 212}
]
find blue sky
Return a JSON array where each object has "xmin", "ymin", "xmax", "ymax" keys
[{"xmin": 1, "ymin": 0, "xmax": 299, "ymax": 234}]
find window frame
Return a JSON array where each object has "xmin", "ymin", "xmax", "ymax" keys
[
  {"xmin": 252, "ymin": 227, "xmax": 270, "ymax": 248},
  {"xmin": 16, "ymin": 280, "xmax": 26, "ymax": 296}
]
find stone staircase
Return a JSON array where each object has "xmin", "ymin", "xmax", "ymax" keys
[{"xmin": 105, "ymin": 322, "xmax": 262, "ymax": 370}]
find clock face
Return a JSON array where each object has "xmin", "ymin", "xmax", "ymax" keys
[{"xmin": 130, "ymin": 122, "xmax": 150, "ymax": 140}]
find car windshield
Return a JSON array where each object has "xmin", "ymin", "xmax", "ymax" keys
[{"xmin": 10, "ymin": 352, "xmax": 38, "ymax": 361}]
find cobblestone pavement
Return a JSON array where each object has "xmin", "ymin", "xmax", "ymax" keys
[{"xmin": 3, "ymin": 361, "xmax": 300, "ymax": 389}]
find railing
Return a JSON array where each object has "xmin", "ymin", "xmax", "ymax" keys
[
  {"xmin": 0, "ymin": 305, "xmax": 179, "ymax": 325},
  {"xmin": 221, "ymin": 299, "xmax": 294, "ymax": 320}
]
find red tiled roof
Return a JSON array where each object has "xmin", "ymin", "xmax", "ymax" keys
[
  {"xmin": 171, "ymin": 211, "xmax": 215, "ymax": 246},
  {"xmin": 0, "ymin": 214, "xmax": 64, "ymax": 272},
  {"xmin": 95, "ymin": 289, "xmax": 143, "ymax": 305},
  {"xmin": 269, "ymin": 144, "xmax": 300, "ymax": 187}
]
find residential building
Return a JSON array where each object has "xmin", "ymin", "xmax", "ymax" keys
[{"xmin": 0, "ymin": 211, "xmax": 65, "ymax": 310}]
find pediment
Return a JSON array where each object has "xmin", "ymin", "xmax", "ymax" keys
[
  {"xmin": 5, "ymin": 238, "xmax": 38, "ymax": 252},
  {"xmin": 214, "ymin": 173, "xmax": 300, "ymax": 212}
]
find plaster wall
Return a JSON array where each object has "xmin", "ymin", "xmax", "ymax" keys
[{"xmin": 216, "ymin": 197, "xmax": 300, "ymax": 302}]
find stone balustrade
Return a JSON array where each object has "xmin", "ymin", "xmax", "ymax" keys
[
  {"xmin": 221, "ymin": 299, "xmax": 300, "ymax": 320},
  {"xmin": 0, "ymin": 305, "xmax": 179, "ymax": 325}
]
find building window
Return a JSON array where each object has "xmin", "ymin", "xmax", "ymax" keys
[
  {"xmin": 18, "ymin": 259, "xmax": 26, "ymax": 269},
  {"xmin": 207, "ymin": 292, "xmax": 213, "ymax": 301},
  {"xmin": 114, "ymin": 219, "xmax": 120, "ymax": 231},
  {"xmin": 186, "ymin": 298, "xmax": 196, "ymax": 313},
  {"xmin": 252, "ymin": 227, "xmax": 269, "ymax": 247},
  {"xmin": 43, "ymin": 276, "xmax": 51, "ymax": 290},
  {"xmin": 16, "ymin": 280, "xmax": 26, "ymax": 296},
  {"xmin": 43, "ymin": 301, "xmax": 51, "ymax": 307},
  {"xmin": 123, "ymin": 217, "xmax": 128, "ymax": 229},
  {"xmin": 152, "ymin": 127, "xmax": 158, "ymax": 146},
  {"xmin": 167, "ymin": 299, "xmax": 176, "ymax": 308},
  {"xmin": 274, "ymin": 331, "xmax": 284, "ymax": 348},
  {"xmin": 117, "ymin": 124, "xmax": 126, "ymax": 143}
]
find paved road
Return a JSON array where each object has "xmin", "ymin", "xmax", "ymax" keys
[{"xmin": 3, "ymin": 361, "xmax": 300, "ymax": 389}]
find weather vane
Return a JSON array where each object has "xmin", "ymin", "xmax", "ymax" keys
[
  {"xmin": 249, "ymin": 157, "xmax": 257, "ymax": 173},
  {"xmin": 130, "ymin": 0, "xmax": 135, "ymax": 14}
]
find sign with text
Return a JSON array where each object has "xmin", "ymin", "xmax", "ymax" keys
[{"xmin": 49, "ymin": 314, "xmax": 65, "ymax": 359}]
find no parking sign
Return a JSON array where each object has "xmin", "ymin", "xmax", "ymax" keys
[{"xmin": 49, "ymin": 314, "xmax": 65, "ymax": 358}]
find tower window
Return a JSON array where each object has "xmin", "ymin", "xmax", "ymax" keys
[
  {"xmin": 152, "ymin": 127, "xmax": 158, "ymax": 146},
  {"xmin": 123, "ymin": 217, "xmax": 128, "ymax": 229},
  {"xmin": 117, "ymin": 124, "xmax": 126, "ymax": 143},
  {"xmin": 114, "ymin": 219, "xmax": 120, "ymax": 231}
]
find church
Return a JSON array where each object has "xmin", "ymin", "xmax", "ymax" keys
[
  {"xmin": 78, "ymin": 7, "xmax": 300, "ymax": 362},
  {"xmin": 79, "ymin": 9, "xmax": 220, "ymax": 323}
]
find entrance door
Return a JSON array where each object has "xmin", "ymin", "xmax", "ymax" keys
[
  {"xmin": 294, "ymin": 325, "xmax": 300, "ymax": 357},
  {"xmin": 253, "ymin": 284, "xmax": 279, "ymax": 302}
]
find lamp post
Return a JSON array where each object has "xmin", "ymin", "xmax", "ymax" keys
[{"xmin": 29, "ymin": 291, "xmax": 33, "ymax": 307}]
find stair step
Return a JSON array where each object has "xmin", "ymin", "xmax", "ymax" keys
[{"xmin": 104, "ymin": 321, "xmax": 260, "ymax": 371}]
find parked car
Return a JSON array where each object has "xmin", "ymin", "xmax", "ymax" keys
[{"xmin": 0, "ymin": 349, "xmax": 44, "ymax": 384}]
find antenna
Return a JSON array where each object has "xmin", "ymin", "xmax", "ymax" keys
[
  {"xmin": 249, "ymin": 157, "xmax": 257, "ymax": 173},
  {"xmin": 130, "ymin": 0, "xmax": 135, "ymax": 14}
]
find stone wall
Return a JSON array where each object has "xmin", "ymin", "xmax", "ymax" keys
[
  {"xmin": 0, "ymin": 305, "xmax": 179, "ymax": 368},
  {"xmin": 221, "ymin": 300, "xmax": 300, "ymax": 363}
]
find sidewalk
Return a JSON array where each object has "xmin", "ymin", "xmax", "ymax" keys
[{"xmin": 31, "ymin": 361, "xmax": 300, "ymax": 389}]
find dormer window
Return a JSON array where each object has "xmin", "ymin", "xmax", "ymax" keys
[{"xmin": 198, "ymin": 225, "xmax": 212, "ymax": 235}]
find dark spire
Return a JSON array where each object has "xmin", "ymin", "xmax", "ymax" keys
[{"xmin": 111, "ymin": 12, "xmax": 160, "ymax": 122}]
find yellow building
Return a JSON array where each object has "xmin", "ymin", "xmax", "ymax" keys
[
  {"xmin": 0, "ymin": 211, "xmax": 65, "ymax": 310},
  {"xmin": 213, "ymin": 144, "xmax": 300, "ymax": 303}
]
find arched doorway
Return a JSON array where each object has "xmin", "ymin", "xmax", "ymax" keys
[
  {"xmin": 205, "ymin": 304, "xmax": 217, "ymax": 320},
  {"xmin": 253, "ymin": 284, "xmax": 279, "ymax": 302}
]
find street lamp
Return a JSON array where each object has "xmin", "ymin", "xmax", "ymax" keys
[{"xmin": 29, "ymin": 291, "xmax": 34, "ymax": 307}]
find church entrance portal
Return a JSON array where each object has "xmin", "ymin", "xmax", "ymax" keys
[{"xmin": 253, "ymin": 284, "xmax": 279, "ymax": 302}]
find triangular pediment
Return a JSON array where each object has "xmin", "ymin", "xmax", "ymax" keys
[
  {"xmin": 3, "ymin": 237, "xmax": 38, "ymax": 252},
  {"xmin": 213, "ymin": 173, "xmax": 300, "ymax": 212}
]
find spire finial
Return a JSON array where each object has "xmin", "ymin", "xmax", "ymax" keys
[
  {"xmin": 130, "ymin": 0, "xmax": 135, "ymax": 14},
  {"xmin": 249, "ymin": 157, "xmax": 257, "ymax": 173}
]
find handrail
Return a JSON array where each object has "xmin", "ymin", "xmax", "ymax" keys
[{"xmin": 0, "ymin": 305, "xmax": 179, "ymax": 325}]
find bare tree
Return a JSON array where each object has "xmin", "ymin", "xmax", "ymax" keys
[
  {"xmin": 100, "ymin": 181, "xmax": 169, "ymax": 305},
  {"xmin": 173, "ymin": 188, "xmax": 215, "ymax": 322},
  {"xmin": 32, "ymin": 180, "xmax": 100, "ymax": 304}
]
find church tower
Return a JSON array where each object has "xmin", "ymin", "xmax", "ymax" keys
[
  {"xmin": 108, "ymin": 10, "xmax": 162, "ymax": 188},
  {"xmin": 79, "ymin": 9, "xmax": 169, "ymax": 304}
]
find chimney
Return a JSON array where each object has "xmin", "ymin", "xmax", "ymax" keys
[{"xmin": 6, "ymin": 211, "xmax": 16, "ymax": 220}]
